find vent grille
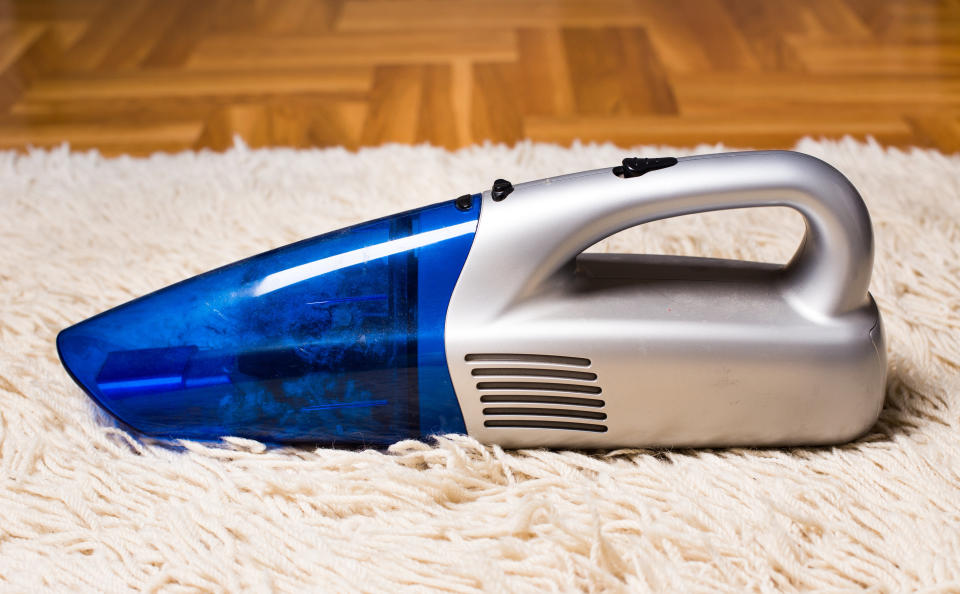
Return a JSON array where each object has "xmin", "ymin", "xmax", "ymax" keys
[{"xmin": 466, "ymin": 353, "xmax": 607, "ymax": 433}]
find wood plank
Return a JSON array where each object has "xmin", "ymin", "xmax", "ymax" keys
[
  {"xmin": 671, "ymin": 0, "xmax": 760, "ymax": 71},
  {"xmin": 0, "ymin": 22, "xmax": 46, "ymax": 72},
  {"xmin": 304, "ymin": 99, "xmax": 366, "ymax": 148},
  {"xmin": 337, "ymin": 0, "xmax": 653, "ymax": 30},
  {"xmin": 9, "ymin": 96, "xmax": 240, "ymax": 122},
  {"xmin": 0, "ymin": 27, "xmax": 66, "ymax": 111},
  {"xmin": 0, "ymin": 0, "xmax": 105, "ymax": 21},
  {"xmin": 96, "ymin": 0, "xmax": 189, "ymax": 70},
  {"xmin": 673, "ymin": 74, "xmax": 960, "ymax": 113},
  {"xmin": 905, "ymin": 113, "xmax": 960, "ymax": 154},
  {"xmin": 207, "ymin": 0, "xmax": 261, "ymax": 33},
  {"xmin": 449, "ymin": 60, "xmax": 472, "ymax": 147},
  {"xmin": 361, "ymin": 65, "xmax": 424, "ymax": 145},
  {"xmin": 258, "ymin": 0, "xmax": 315, "ymax": 34},
  {"xmin": 186, "ymin": 30, "xmax": 517, "ymax": 69},
  {"xmin": 802, "ymin": 0, "xmax": 873, "ymax": 38},
  {"xmin": 7, "ymin": 93, "xmax": 364, "ymax": 129},
  {"xmin": 517, "ymin": 28, "xmax": 574, "ymax": 116},
  {"xmin": 47, "ymin": 20, "xmax": 89, "ymax": 50},
  {"xmin": 845, "ymin": 0, "xmax": 960, "ymax": 42},
  {"xmin": 790, "ymin": 40, "xmax": 960, "ymax": 75},
  {"xmin": 23, "ymin": 68, "xmax": 373, "ymax": 101},
  {"xmin": 471, "ymin": 63, "xmax": 522, "ymax": 144},
  {"xmin": 297, "ymin": 1, "xmax": 343, "ymax": 34},
  {"xmin": 60, "ymin": 0, "xmax": 151, "ymax": 71},
  {"xmin": 720, "ymin": 0, "xmax": 812, "ymax": 71},
  {"xmin": 563, "ymin": 28, "xmax": 676, "ymax": 115},
  {"xmin": 631, "ymin": 0, "xmax": 714, "ymax": 74},
  {"xmin": 524, "ymin": 114, "xmax": 915, "ymax": 149},
  {"xmin": 614, "ymin": 28, "xmax": 677, "ymax": 113},
  {"xmin": 417, "ymin": 64, "xmax": 459, "ymax": 148},
  {"xmin": 0, "ymin": 120, "xmax": 204, "ymax": 154},
  {"xmin": 140, "ymin": 0, "xmax": 224, "ymax": 68}
]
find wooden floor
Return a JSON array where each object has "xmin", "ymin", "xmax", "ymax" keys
[{"xmin": 0, "ymin": 0, "xmax": 959, "ymax": 155}]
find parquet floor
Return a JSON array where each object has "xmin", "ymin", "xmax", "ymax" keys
[{"xmin": 1, "ymin": 0, "xmax": 959, "ymax": 156}]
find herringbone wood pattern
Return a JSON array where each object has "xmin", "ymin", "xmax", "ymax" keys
[{"xmin": 1, "ymin": 0, "xmax": 959, "ymax": 155}]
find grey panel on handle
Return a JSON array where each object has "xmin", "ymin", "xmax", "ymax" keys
[{"xmin": 445, "ymin": 151, "xmax": 886, "ymax": 449}]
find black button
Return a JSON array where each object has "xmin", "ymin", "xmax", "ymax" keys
[
  {"xmin": 491, "ymin": 178, "xmax": 514, "ymax": 201},
  {"xmin": 455, "ymin": 194, "xmax": 473, "ymax": 211},
  {"xmin": 613, "ymin": 157, "xmax": 678, "ymax": 178}
]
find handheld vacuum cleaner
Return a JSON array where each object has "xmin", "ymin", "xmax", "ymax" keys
[{"xmin": 57, "ymin": 151, "xmax": 886, "ymax": 448}]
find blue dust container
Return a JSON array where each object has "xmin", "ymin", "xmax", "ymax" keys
[{"xmin": 57, "ymin": 197, "xmax": 481, "ymax": 444}]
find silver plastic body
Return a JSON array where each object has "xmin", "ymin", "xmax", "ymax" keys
[{"xmin": 444, "ymin": 151, "xmax": 886, "ymax": 448}]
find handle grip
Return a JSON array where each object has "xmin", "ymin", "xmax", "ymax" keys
[{"xmin": 468, "ymin": 151, "xmax": 873, "ymax": 319}]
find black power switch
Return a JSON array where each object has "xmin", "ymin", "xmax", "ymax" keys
[
  {"xmin": 491, "ymin": 178, "xmax": 514, "ymax": 201},
  {"xmin": 455, "ymin": 194, "xmax": 473, "ymax": 211},
  {"xmin": 613, "ymin": 157, "xmax": 678, "ymax": 178}
]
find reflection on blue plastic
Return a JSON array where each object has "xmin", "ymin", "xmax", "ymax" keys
[{"xmin": 57, "ymin": 197, "xmax": 480, "ymax": 444}]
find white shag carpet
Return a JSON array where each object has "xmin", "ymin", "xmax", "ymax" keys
[{"xmin": 1, "ymin": 138, "xmax": 959, "ymax": 593}]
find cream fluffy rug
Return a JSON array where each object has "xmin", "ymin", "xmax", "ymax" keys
[{"xmin": 1, "ymin": 139, "xmax": 959, "ymax": 592}]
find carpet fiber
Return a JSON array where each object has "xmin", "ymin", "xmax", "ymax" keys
[{"xmin": 1, "ymin": 139, "xmax": 959, "ymax": 592}]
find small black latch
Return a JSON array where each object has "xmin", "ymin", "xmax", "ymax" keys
[
  {"xmin": 613, "ymin": 157, "xmax": 678, "ymax": 178},
  {"xmin": 491, "ymin": 178, "xmax": 514, "ymax": 201},
  {"xmin": 454, "ymin": 194, "xmax": 473, "ymax": 211}
]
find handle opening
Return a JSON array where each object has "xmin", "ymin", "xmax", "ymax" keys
[{"xmin": 581, "ymin": 206, "xmax": 805, "ymax": 266}]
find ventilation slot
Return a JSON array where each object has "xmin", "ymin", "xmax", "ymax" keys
[
  {"xmin": 480, "ymin": 394, "xmax": 605, "ymax": 407},
  {"xmin": 471, "ymin": 368, "xmax": 597, "ymax": 381},
  {"xmin": 483, "ymin": 407, "xmax": 607, "ymax": 420},
  {"xmin": 465, "ymin": 353, "xmax": 591, "ymax": 367},
  {"xmin": 484, "ymin": 420, "xmax": 608, "ymax": 433},
  {"xmin": 476, "ymin": 381, "xmax": 601, "ymax": 394}
]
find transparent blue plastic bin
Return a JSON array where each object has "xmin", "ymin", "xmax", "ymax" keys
[{"xmin": 58, "ymin": 197, "xmax": 480, "ymax": 444}]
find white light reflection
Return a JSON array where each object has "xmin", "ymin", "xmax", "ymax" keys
[{"xmin": 252, "ymin": 220, "xmax": 478, "ymax": 296}]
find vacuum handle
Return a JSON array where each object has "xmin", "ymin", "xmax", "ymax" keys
[{"xmin": 492, "ymin": 151, "xmax": 874, "ymax": 318}]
